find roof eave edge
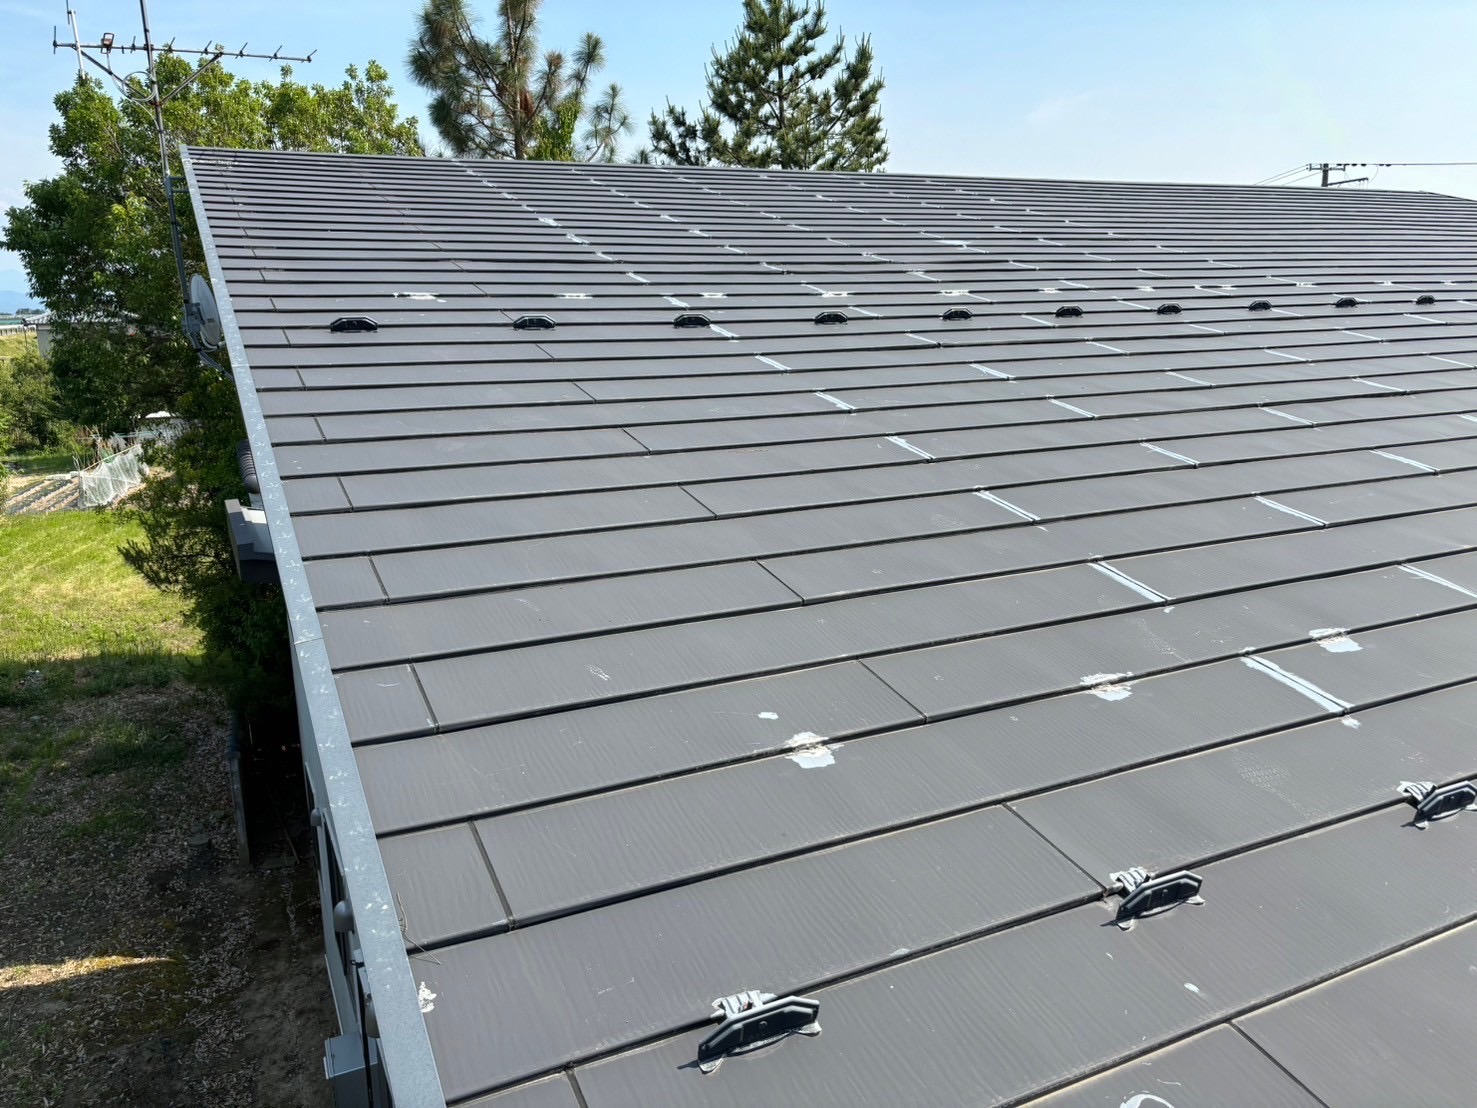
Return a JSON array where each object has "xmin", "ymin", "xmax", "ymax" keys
[{"xmin": 179, "ymin": 144, "xmax": 447, "ymax": 1108}]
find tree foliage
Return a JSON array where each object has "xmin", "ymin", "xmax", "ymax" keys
[
  {"xmin": 2, "ymin": 58, "xmax": 422, "ymax": 714},
  {"xmin": 4, "ymin": 59, "xmax": 422, "ymax": 430},
  {"xmin": 0, "ymin": 342, "xmax": 60, "ymax": 453},
  {"xmin": 648, "ymin": 0, "xmax": 886, "ymax": 171},
  {"xmin": 409, "ymin": 0, "xmax": 632, "ymax": 160}
]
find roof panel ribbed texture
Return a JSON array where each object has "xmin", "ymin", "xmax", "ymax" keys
[{"xmin": 187, "ymin": 148, "xmax": 1477, "ymax": 1106}]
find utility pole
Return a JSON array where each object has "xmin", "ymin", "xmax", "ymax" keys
[{"xmin": 1319, "ymin": 162, "xmax": 1330, "ymax": 187}]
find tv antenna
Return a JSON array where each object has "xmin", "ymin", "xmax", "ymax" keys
[{"xmin": 52, "ymin": 2, "xmax": 314, "ymax": 370}]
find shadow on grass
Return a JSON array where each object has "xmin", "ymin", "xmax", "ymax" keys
[{"xmin": 0, "ymin": 648, "xmax": 205, "ymax": 854}]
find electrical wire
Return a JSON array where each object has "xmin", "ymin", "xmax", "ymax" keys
[{"xmin": 1253, "ymin": 165, "xmax": 1308, "ymax": 186}]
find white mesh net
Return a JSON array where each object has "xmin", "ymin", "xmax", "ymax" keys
[{"xmin": 80, "ymin": 443, "xmax": 148, "ymax": 508}]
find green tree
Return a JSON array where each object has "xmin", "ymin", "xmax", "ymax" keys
[
  {"xmin": 5, "ymin": 59, "xmax": 421, "ymax": 430},
  {"xmin": 2, "ymin": 59, "xmax": 422, "ymax": 714},
  {"xmin": 0, "ymin": 342, "xmax": 60, "ymax": 452},
  {"xmin": 648, "ymin": 0, "xmax": 886, "ymax": 171},
  {"xmin": 409, "ymin": 0, "xmax": 632, "ymax": 160}
]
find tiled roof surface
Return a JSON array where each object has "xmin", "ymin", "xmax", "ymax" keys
[{"xmin": 188, "ymin": 147, "xmax": 1477, "ymax": 1106}]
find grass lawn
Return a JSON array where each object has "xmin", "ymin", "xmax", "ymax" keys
[
  {"xmin": 0, "ymin": 509, "xmax": 330, "ymax": 1107},
  {"xmin": 0, "ymin": 510, "xmax": 199, "ymax": 663}
]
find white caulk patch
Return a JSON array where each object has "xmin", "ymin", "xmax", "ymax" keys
[
  {"xmin": 1311, "ymin": 627, "xmax": 1361, "ymax": 652},
  {"xmin": 586, "ymin": 665, "xmax": 612, "ymax": 682},
  {"xmin": 757, "ymin": 711, "xmax": 779, "ymax": 720},
  {"xmin": 418, "ymin": 982, "xmax": 437, "ymax": 1013},
  {"xmin": 786, "ymin": 732, "xmax": 835, "ymax": 768},
  {"xmin": 1082, "ymin": 672, "xmax": 1134, "ymax": 701},
  {"xmin": 1183, "ymin": 982, "xmax": 1201, "ymax": 994},
  {"xmin": 393, "ymin": 291, "xmax": 441, "ymax": 300}
]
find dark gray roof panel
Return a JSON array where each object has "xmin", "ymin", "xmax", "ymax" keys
[
  {"xmin": 574, "ymin": 806, "xmax": 1477, "ymax": 1107},
  {"xmin": 186, "ymin": 147, "xmax": 1477, "ymax": 1106},
  {"xmin": 417, "ymin": 805, "xmax": 1093, "ymax": 1099},
  {"xmin": 1237, "ymin": 922, "xmax": 1477, "ymax": 1107},
  {"xmin": 1023, "ymin": 1027, "xmax": 1322, "ymax": 1108},
  {"xmin": 357, "ymin": 661, "xmax": 920, "ymax": 833}
]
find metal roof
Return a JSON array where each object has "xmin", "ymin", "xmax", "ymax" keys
[{"xmin": 186, "ymin": 146, "xmax": 1477, "ymax": 1107}]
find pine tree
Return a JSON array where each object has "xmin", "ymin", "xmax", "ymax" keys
[
  {"xmin": 408, "ymin": 0, "xmax": 632, "ymax": 160},
  {"xmin": 648, "ymin": 0, "xmax": 886, "ymax": 171}
]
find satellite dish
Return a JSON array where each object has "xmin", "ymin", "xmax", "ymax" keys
[{"xmin": 189, "ymin": 273, "xmax": 223, "ymax": 351}]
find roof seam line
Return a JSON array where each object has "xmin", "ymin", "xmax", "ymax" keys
[
  {"xmin": 1228, "ymin": 1024, "xmax": 1337, "ymax": 1108},
  {"xmin": 468, "ymin": 818, "xmax": 517, "ymax": 929}
]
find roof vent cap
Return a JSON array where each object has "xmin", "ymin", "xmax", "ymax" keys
[
  {"xmin": 513, "ymin": 314, "xmax": 556, "ymax": 331},
  {"xmin": 941, "ymin": 307, "xmax": 974, "ymax": 322},
  {"xmin": 1054, "ymin": 305, "xmax": 1084, "ymax": 319},
  {"xmin": 673, "ymin": 313, "xmax": 712, "ymax": 329},
  {"xmin": 329, "ymin": 316, "xmax": 378, "ymax": 334},
  {"xmin": 1155, "ymin": 303, "xmax": 1183, "ymax": 315},
  {"xmin": 1248, "ymin": 299, "xmax": 1273, "ymax": 312},
  {"xmin": 814, "ymin": 310, "xmax": 849, "ymax": 325},
  {"xmin": 1414, "ymin": 294, "xmax": 1438, "ymax": 306},
  {"xmin": 1334, "ymin": 297, "xmax": 1360, "ymax": 309}
]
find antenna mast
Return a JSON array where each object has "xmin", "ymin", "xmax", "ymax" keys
[{"xmin": 52, "ymin": 2, "xmax": 314, "ymax": 369}]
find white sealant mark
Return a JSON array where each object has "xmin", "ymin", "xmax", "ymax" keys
[
  {"xmin": 710, "ymin": 325, "xmax": 739, "ymax": 339},
  {"xmin": 890, "ymin": 947, "xmax": 909, "ymax": 957},
  {"xmin": 1142, "ymin": 442, "xmax": 1199, "ymax": 466},
  {"xmin": 757, "ymin": 711, "xmax": 779, "ymax": 720},
  {"xmin": 1256, "ymin": 495, "xmax": 1326, "ymax": 526},
  {"xmin": 626, "ymin": 271, "xmax": 650, "ymax": 284},
  {"xmin": 1050, "ymin": 398, "xmax": 1098, "ymax": 418},
  {"xmin": 1165, "ymin": 371, "xmax": 1211, "ymax": 385},
  {"xmin": 1241, "ymin": 655, "xmax": 1351, "ymax": 712},
  {"xmin": 1082, "ymin": 672, "xmax": 1134, "ymax": 701},
  {"xmin": 1399, "ymin": 562, "xmax": 1477, "ymax": 599},
  {"xmin": 975, "ymin": 490, "xmax": 1039, "ymax": 521},
  {"xmin": 586, "ymin": 665, "xmax": 612, "ymax": 682},
  {"xmin": 1461, "ymin": 413, "xmax": 1477, "ymax": 424},
  {"xmin": 1189, "ymin": 323, "xmax": 1226, "ymax": 334},
  {"xmin": 1311, "ymin": 627, "xmax": 1361, "ymax": 652},
  {"xmin": 1263, "ymin": 406, "xmax": 1314, "ymax": 425},
  {"xmin": 887, "ymin": 435, "xmax": 934, "ymax": 460},
  {"xmin": 418, "ymin": 982, "xmax": 437, "ymax": 1013},
  {"xmin": 1089, "ymin": 340, "xmax": 1125, "ymax": 353},
  {"xmin": 565, "ymin": 233, "xmax": 589, "ymax": 245},
  {"xmin": 1021, "ymin": 314, "xmax": 1056, "ymax": 327},
  {"xmin": 971, "ymin": 363, "xmax": 1013, "ymax": 379},
  {"xmin": 1183, "ymin": 982, "xmax": 1201, "ymax": 994},
  {"xmin": 1355, "ymin": 377, "xmax": 1403, "ymax": 391},
  {"xmin": 755, "ymin": 354, "xmax": 791, "ymax": 372},
  {"xmin": 1265, "ymin": 348, "xmax": 1306, "ymax": 361},
  {"xmin": 851, "ymin": 305, "xmax": 882, "ymax": 317},
  {"xmin": 1371, "ymin": 449, "xmax": 1437, "ymax": 473},
  {"xmin": 1434, "ymin": 354, "xmax": 1473, "ymax": 367},
  {"xmin": 538, "ymin": 216, "xmax": 558, "ymax": 226},
  {"xmin": 393, "ymin": 291, "xmax": 441, "ymax": 300},
  {"xmin": 700, "ymin": 291, "xmax": 727, "ymax": 298},
  {"xmin": 815, "ymin": 392, "xmax": 854, "ymax": 411},
  {"xmin": 1342, "ymin": 716, "xmax": 1362, "ymax": 729},
  {"xmin": 786, "ymin": 732, "xmax": 835, "ymax": 768},
  {"xmin": 1340, "ymin": 330, "xmax": 1381, "ymax": 341},
  {"xmin": 560, "ymin": 292, "xmax": 592, "ymax": 299},
  {"xmin": 1093, "ymin": 561, "xmax": 1169, "ymax": 603},
  {"xmin": 663, "ymin": 295, "xmax": 689, "ymax": 308},
  {"xmin": 905, "ymin": 333, "xmax": 937, "ymax": 345}
]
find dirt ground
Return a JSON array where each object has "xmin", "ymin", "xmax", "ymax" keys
[{"xmin": 0, "ymin": 667, "xmax": 334, "ymax": 1108}]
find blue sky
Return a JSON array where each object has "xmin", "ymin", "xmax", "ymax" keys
[{"xmin": 4, "ymin": 0, "xmax": 1477, "ymax": 296}]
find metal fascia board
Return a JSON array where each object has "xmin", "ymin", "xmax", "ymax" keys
[{"xmin": 180, "ymin": 146, "xmax": 446, "ymax": 1108}]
